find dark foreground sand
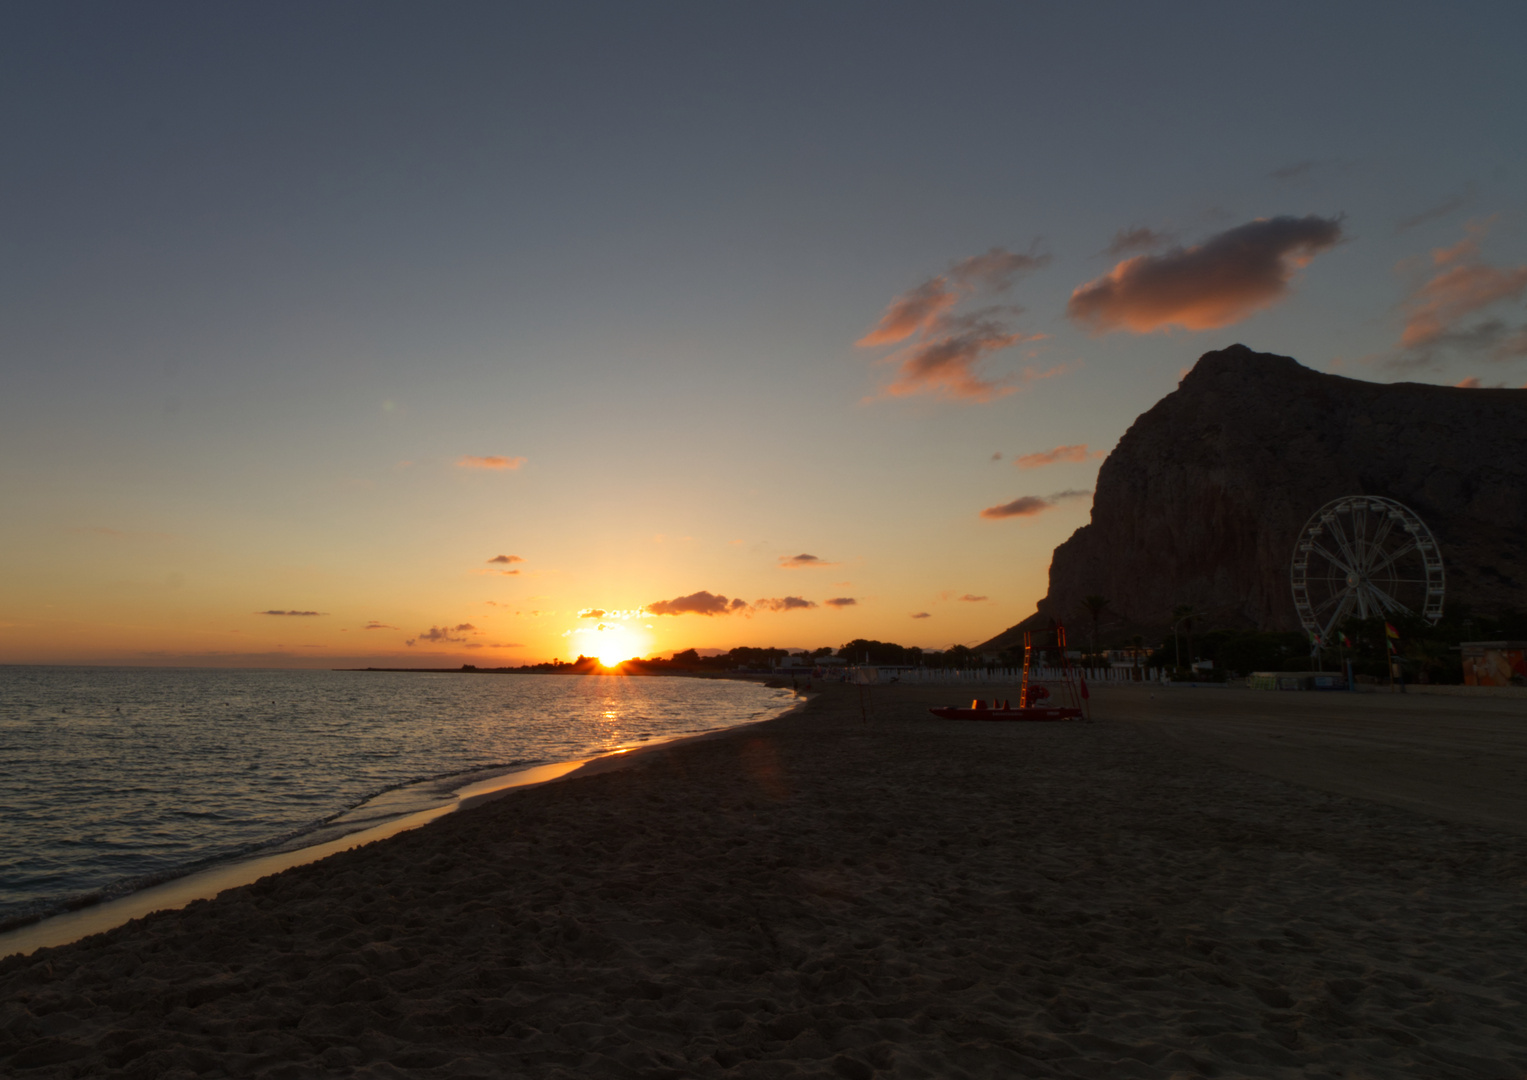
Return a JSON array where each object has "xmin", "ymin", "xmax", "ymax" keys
[{"xmin": 2, "ymin": 683, "xmax": 1525, "ymax": 1078}]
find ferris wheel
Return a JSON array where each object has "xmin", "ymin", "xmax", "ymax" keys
[{"xmin": 1289, "ymin": 496, "xmax": 1445, "ymax": 644}]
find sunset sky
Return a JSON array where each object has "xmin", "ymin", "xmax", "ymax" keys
[{"xmin": 4, "ymin": 3, "xmax": 1526, "ymax": 666}]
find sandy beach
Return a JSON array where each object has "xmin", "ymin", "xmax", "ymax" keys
[{"xmin": 3, "ymin": 683, "xmax": 1525, "ymax": 1078}]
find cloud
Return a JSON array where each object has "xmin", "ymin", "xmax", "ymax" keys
[
  {"xmin": 755, "ymin": 596, "xmax": 817, "ymax": 612},
  {"xmin": 857, "ymin": 245, "xmax": 1052, "ymax": 402},
  {"xmin": 578, "ymin": 608, "xmax": 607, "ymax": 619},
  {"xmin": 256, "ymin": 610, "xmax": 325, "ymax": 616},
  {"xmin": 911, "ymin": 612, "xmax": 932, "ymax": 619},
  {"xmin": 362, "ymin": 621, "xmax": 397, "ymax": 630},
  {"xmin": 1105, "ymin": 227, "xmax": 1171, "ymax": 256},
  {"xmin": 1269, "ymin": 160, "xmax": 1317, "ymax": 182},
  {"xmin": 1067, "ymin": 215, "xmax": 1344, "ymax": 333},
  {"xmin": 957, "ymin": 594, "xmax": 988, "ymax": 603},
  {"xmin": 487, "ymin": 554, "xmax": 524, "ymax": 564},
  {"xmin": 881, "ymin": 311, "xmax": 1043, "ymax": 401},
  {"xmin": 1014, "ymin": 444, "xmax": 1104, "ymax": 469},
  {"xmin": 406, "ymin": 623, "xmax": 477, "ymax": 645},
  {"xmin": 856, "ymin": 279, "xmax": 959, "ymax": 347},
  {"xmin": 456, "ymin": 455, "xmax": 526, "ymax": 470},
  {"xmin": 948, "ymin": 247, "xmax": 1051, "ymax": 291},
  {"xmin": 855, "ymin": 246, "xmax": 1049, "ymax": 348},
  {"xmin": 1399, "ymin": 223, "xmax": 1527, "ymax": 355},
  {"xmin": 825, "ymin": 597, "xmax": 857, "ymax": 608},
  {"xmin": 1396, "ymin": 194, "xmax": 1470, "ymax": 233},
  {"xmin": 779, "ymin": 553, "xmax": 837, "ymax": 569},
  {"xmin": 1456, "ymin": 376, "xmax": 1482, "ymax": 388},
  {"xmin": 646, "ymin": 591, "xmax": 737, "ymax": 616},
  {"xmin": 979, "ymin": 488, "xmax": 1092, "ymax": 520}
]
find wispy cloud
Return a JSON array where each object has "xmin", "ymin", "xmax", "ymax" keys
[
  {"xmin": 856, "ymin": 246, "xmax": 1049, "ymax": 348},
  {"xmin": 855, "ymin": 279, "xmax": 959, "ymax": 347},
  {"xmin": 488, "ymin": 554, "xmax": 524, "ymax": 564},
  {"xmin": 405, "ymin": 622, "xmax": 478, "ymax": 646},
  {"xmin": 825, "ymin": 597, "xmax": 857, "ymax": 608},
  {"xmin": 1397, "ymin": 221, "xmax": 1527, "ymax": 362},
  {"xmin": 646, "ymin": 591, "xmax": 749, "ymax": 616},
  {"xmin": 257, "ymin": 610, "xmax": 326, "ymax": 616},
  {"xmin": 456, "ymin": 455, "xmax": 526, "ymax": 470},
  {"xmin": 880, "ymin": 311, "xmax": 1044, "ymax": 402},
  {"xmin": 1396, "ymin": 193, "xmax": 1470, "ymax": 233},
  {"xmin": 1105, "ymin": 227, "xmax": 1171, "ymax": 256},
  {"xmin": 755, "ymin": 596, "xmax": 816, "ymax": 612},
  {"xmin": 1014, "ymin": 444, "xmax": 1104, "ymax": 469},
  {"xmin": 1067, "ymin": 215, "xmax": 1343, "ymax": 333},
  {"xmin": 578, "ymin": 608, "xmax": 606, "ymax": 619},
  {"xmin": 1269, "ymin": 160, "xmax": 1318, "ymax": 182},
  {"xmin": 911, "ymin": 612, "xmax": 932, "ymax": 619},
  {"xmin": 957, "ymin": 594, "xmax": 988, "ymax": 603},
  {"xmin": 858, "ymin": 245, "xmax": 1051, "ymax": 402},
  {"xmin": 979, "ymin": 488, "xmax": 1092, "ymax": 520},
  {"xmin": 362, "ymin": 621, "xmax": 397, "ymax": 630},
  {"xmin": 779, "ymin": 553, "xmax": 837, "ymax": 569}
]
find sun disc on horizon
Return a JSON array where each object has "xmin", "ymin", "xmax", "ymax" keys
[{"xmin": 593, "ymin": 625, "xmax": 643, "ymax": 668}]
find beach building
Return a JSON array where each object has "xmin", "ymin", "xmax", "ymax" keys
[{"xmin": 1461, "ymin": 641, "xmax": 1527, "ymax": 687}]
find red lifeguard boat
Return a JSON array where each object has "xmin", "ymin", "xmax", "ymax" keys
[{"xmin": 929, "ymin": 623, "xmax": 1087, "ymax": 722}]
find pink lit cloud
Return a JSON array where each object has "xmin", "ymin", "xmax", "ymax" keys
[
  {"xmin": 456, "ymin": 455, "xmax": 527, "ymax": 470},
  {"xmin": 979, "ymin": 488, "xmax": 1092, "ymax": 520},
  {"xmin": 1014, "ymin": 444, "xmax": 1105, "ymax": 469},
  {"xmin": 1067, "ymin": 215, "xmax": 1343, "ymax": 333},
  {"xmin": 858, "ymin": 245, "xmax": 1052, "ymax": 402},
  {"xmin": 1398, "ymin": 222, "xmax": 1527, "ymax": 359},
  {"xmin": 881, "ymin": 313, "xmax": 1044, "ymax": 402}
]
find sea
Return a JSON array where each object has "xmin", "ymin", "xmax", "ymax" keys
[{"xmin": 0, "ymin": 667, "xmax": 797, "ymax": 929}]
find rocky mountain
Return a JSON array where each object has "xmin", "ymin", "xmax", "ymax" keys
[{"xmin": 983, "ymin": 344, "xmax": 1527, "ymax": 649}]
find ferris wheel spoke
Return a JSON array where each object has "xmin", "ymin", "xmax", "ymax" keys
[
  {"xmin": 1362, "ymin": 516, "xmax": 1398, "ymax": 569},
  {"xmin": 1377, "ymin": 538, "xmax": 1419, "ymax": 567},
  {"xmin": 1310, "ymin": 590, "xmax": 1351, "ymax": 617},
  {"xmin": 1363, "ymin": 580, "xmax": 1413, "ymax": 616},
  {"xmin": 1309, "ymin": 541, "xmax": 1356, "ymax": 576},
  {"xmin": 1321, "ymin": 592, "xmax": 1359, "ymax": 639},
  {"xmin": 1325, "ymin": 517, "xmax": 1362, "ymax": 573}
]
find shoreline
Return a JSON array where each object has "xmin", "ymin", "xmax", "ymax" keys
[
  {"xmin": 0, "ymin": 691, "xmax": 809, "ymax": 959},
  {"xmin": 3, "ymin": 683, "xmax": 1523, "ymax": 1077}
]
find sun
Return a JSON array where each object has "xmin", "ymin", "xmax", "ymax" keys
[{"xmin": 594, "ymin": 626, "xmax": 642, "ymax": 668}]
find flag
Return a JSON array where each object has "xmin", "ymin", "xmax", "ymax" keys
[
  {"xmin": 1385, "ymin": 622, "xmax": 1400, "ymax": 640},
  {"xmin": 1340, "ymin": 632, "xmax": 1353, "ymax": 648}
]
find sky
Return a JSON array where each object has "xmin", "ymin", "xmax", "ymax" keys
[{"xmin": 3, "ymin": 1, "xmax": 1526, "ymax": 667}]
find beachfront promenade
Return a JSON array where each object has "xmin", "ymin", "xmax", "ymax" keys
[{"xmin": 2, "ymin": 684, "xmax": 1524, "ymax": 1078}]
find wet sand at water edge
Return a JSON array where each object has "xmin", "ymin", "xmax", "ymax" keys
[{"xmin": 2, "ymin": 682, "xmax": 1525, "ymax": 1078}]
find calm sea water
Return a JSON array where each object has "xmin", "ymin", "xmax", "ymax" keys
[{"xmin": 0, "ymin": 667, "xmax": 795, "ymax": 926}]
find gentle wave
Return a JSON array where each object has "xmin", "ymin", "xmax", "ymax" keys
[{"xmin": 0, "ymin": 668, "xmax": 794, "ymax": 927}]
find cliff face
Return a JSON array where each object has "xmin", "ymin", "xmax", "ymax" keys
[{"xmin": 993, "ymin": 345, "xmax": 1527, "ymax": 644}]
